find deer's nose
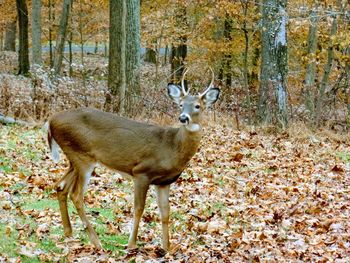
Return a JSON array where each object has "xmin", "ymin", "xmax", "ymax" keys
[{"xmin": 179, "ymin": 114, "xmax": 189, "ymax": 124}]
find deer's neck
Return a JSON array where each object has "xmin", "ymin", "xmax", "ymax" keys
[{"xmin": 175, "ymin": 125, "xmax": 202, "ymax": 165}]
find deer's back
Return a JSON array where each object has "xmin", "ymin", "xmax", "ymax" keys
[{"xmin": 49, "ymin": 108, "xmax": 180, "ymax": 175}]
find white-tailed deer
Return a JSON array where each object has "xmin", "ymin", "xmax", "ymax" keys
[{"xmin": 47, "ymin": 69, "xmax": 220, "ymax": 251}]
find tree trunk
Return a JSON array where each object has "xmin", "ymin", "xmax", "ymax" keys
[
  {"xmin": 345, "ymin": 46, "xmax": 350, "ymax": 123},
  {"xmin": 104, "ymin": 40, "xmax": 108, "ymax": 57},
  {"xmin": 78, "ymin": 0, "xmax": 84, "ymax": 65},
  {"xmin": 94, "ymin": 41, "xmax": 98, "ymax": 53},
  {"xmin": 48, "ymin": 0, "xmax": 54, "ymax": 67},
  {"xmin": 171, "ymin": 5, "xmax": 187, "ymax": 84},
  {"xmin": 68, "ymin": 34, "xmax": 73, "ymax": 76},
  {"xmin": 16, "ymin": 0, "xmax": 30, "ymax": 75},
  {"xmin": 314, "ymin": 14, "xmax": 337, "ymax": 126},
  {"xmin": 125, "ymin": 0, "xmax": 141, "ymax": 113},
  {"xmin": 258, "ymin": 0, "xmax": 288, "ymax": 128},
  {"xmin": 68, "ymin": 0, "xmax": 73, "ymax": 76},
  {"xmin": 0, "ymin": 31, "xmax": 3, "ymax": 51},
  {"xmin": 171, "ymin": 41, "xmax": 187, "ymax": 84},
  {"xmin": 32, "ymin": 0, "xmax": 42, "ymax": 65},
  {"xmin": 108, "ymin": 0, "xmax": 126, "ymax": 114},
  {"xmin": 304, "ymin": 7, "xmax": 319, "ymax": 119},
  {"xmin": 241, "ymin": 0, "xmax": 252, "ymax": 124},
  {"xmin": 145, "ymin": 48, "xmax": 156, "ymax": 63},
  {"xmin": 163, "ymin": 45, "xmax": 168, "ymax": 65},
  {"xmin": 53, "ymin": 0, "xmax": 71, "ymax": 75},
  {"xmin": 248, "ymin": 46, "xmax": 260, "ymax": 89},
  {"xmin": 219, "ymin": 15, "xmax": 232, "ymax": 87},
  {"xmin": 305, "ymin": 8, "xmax": 319, "ymax": 88},
  {"xmin": 4, "ymin": 21, "xmax": 16, "ymax": 51}
]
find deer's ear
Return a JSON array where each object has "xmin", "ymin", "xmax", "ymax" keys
[
  {"xmin": 167, "ymin": 83, "xmax": 182, "ymax": 104},
  {"xmin": 202, "ymin": 88, "xmax": 220, "ymax": 108}
]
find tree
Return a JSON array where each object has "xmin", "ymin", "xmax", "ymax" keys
[
  {"xmin": 1, "ymin": 0, "xmax": 17, "ymax": 52},
  {"xmin": 16, "ymin": 0, "xmax": 30, "ymax": 75},
  {"xmin": 171, "ymin": 4, "xmax": 187, "ymax": 84},
  {"xmin": 145, "ymin": 48, "xmax": 157, "ymax": 63},
  {"xmin": 4, "ymin": 20, "xmax": 16, "ymax": 51},
  {"xmin": 53, "ymin": 0, "xmax": 71, "ymax": 75},
  {"xmin": 218, "ymin": 14, "xmax": 233, "ymax": 87},
  {"xmin": 304, "ymin": 6, "xmax": 319, "ymax": 119},
  {"xmin": 240, "ymin": 0, "xmax": 254, "ymax": 124},
  {"xmin": 108, "ymin": 0, "xmax": 127, "ymax": 114},
  {"xmin": 314, "ymin": 12, "xmax": 337, "ymax": 126},
  {"xmin": 108, "ymin": 0, "xmax": 140, "ymax": 115},
  {"xmin": 32, "ymin": 0, "xmax": 42, "ymax": 65},
  {"xmin": 48, "ymin": 0, "xmax": 55, "ymax": 67},
  {"xmin": 258, "ymin": 0, "xmax": 288, "ymax": 128},
  {"xmin": 125, "ymin": 0, "xmax": 141, "ymax": 112}
]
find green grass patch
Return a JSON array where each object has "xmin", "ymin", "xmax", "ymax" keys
[
  {"xmin": 0, "ymin": 214, "xmax": 62, "ymax": 262},
  {"xmin": 22, "ymin": 198, "xmax": 61, "ymax": 211},
  {"xmin": 22, "ymin": 199, "xmax": 128, "ymax": 254},
  {"xmin": 100, "ymin": 234, "xmax": 128, "ymax": 252},
  {"xmin": 336, "ymin": 152, "xmax": 350, "ymax": 163},
  {"xmin": 0, "ymin": 226, "xmax": 19, "ymax": 259}
]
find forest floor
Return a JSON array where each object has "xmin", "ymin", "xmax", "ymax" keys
[{"xmin": 0, "ymin": 123, "xmax": 350, "ymax": 262}]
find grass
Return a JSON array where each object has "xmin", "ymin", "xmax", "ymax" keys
[
  {"xmin": 0, "ymin": 197, "xmax": 60, "ymax": 260},
  {"xmin": 336, "ymin": 151, "xmax": 350, "ymax": 163},
  {"xmin": 22, "ymin": 198, "xmax": 60, "ymax": 211},
  {"xmin": 0, "ymin": 227, "xmax": 20, "ymax": 259},
  {"xmin": 0, "ymin": 195, "xmax": 129, "ymax": 261},
  {"xmin": 0, "ymin": 126, "xmax": 43, "ymax": 177},
  {"xmin": 0, "ymin": 209, "xmax": 63, "ymax": 262}
]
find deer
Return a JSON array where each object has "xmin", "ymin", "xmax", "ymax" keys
[{"xmin": 46, "ymin": 69, "xmax": 220, "ymax": 251}]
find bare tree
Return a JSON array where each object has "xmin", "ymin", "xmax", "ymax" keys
[
  {"xmin": 4, "ymin": 20, "xmax": 16, "ymax": 51},
  {"xmin": 304, "ymin": 6, "xmax": 319, "ymax": 119},
  {"xmin": 171, "ymin": 4, "xmax": 187, "ymax": 84},
  {"xmin": 16, "ymin": 0, "xmax": 30, "ymax": 75},
  {"xmin": 32, "ymin": 0, "xmax": 42, "ymax": 65},
  {"xmin": 48, "ymin": 0, "xmax": 55, "ymax": 67},
  {"xmin": 240, "ymin": 0, "xmax": 253, "ymax": 124},
  {"xmin": 314, "ymin": 13, "xmax": 337, "ymax": 126},
  {"xmin": 108, "ymin": 0, "xmax": 140, "ymax": 115},
  {"xmin": 218, "ymin": 14, "xmax": 232, "ymax": 87},
  {"xmin": 145, "ymin": 48, "xmax": 156, "ymax": 63},
  {"xmin": 258, "ymin": 0, "xmax": 288, "ymax": 128},
  {"xmin": 108, "ymin": 0, "xmax": 126, "ymax": 114},
  {"xmin": 125, "ymin": 0, "xmax": 141, "ymax": 113},
  {"xmin": 53, "ymin": 0, "xmax": 71, "ymax": 75}
]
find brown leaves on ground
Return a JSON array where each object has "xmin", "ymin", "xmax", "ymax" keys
[{"xmin": 1, "ymin": 124, "xmax": 350, "ymax": 261}]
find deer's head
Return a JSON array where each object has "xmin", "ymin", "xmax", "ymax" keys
[{"xmin": 167, "ymin": 68, "xmax": 220, "ymax": 132}]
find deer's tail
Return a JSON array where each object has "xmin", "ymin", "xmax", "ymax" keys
[{"xmin": 44, "ymin": 121, "xmax": 60, "ymax": 163}]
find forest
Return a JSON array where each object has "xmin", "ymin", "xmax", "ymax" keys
[{"xmin": 0, "ymin": 0, "xmax": 350, "ymax": 261}]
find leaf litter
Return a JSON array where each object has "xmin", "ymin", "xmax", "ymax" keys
[{"xmin": 0, "ymin": 124, "xmax": 350, "ymax": 262}]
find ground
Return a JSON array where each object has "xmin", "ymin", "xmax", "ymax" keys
[{"xmin": 0, "ymin": 123, "xmax": 350, "ymax": 262}]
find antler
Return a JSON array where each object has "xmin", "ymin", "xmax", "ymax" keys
[
  {"xmin": 199, "ymin": 67, "xmax": 215, "ymax": 97},
  {"xmin": 181, "ymin": 68, "xmax": 189, "ymax": 95}
]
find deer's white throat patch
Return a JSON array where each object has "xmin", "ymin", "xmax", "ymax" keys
[{"xmin": 186, "ymin": 123, "xmax": 201, "ymax": 132}]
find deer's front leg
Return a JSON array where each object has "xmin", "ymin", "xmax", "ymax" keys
[
  {"xmin": 155, "ymin": 184, "xmax": 170, "ymax": 251},
  {"xmin": 128, "ymin": 175, "xmax": 150, "ymax": 249}
]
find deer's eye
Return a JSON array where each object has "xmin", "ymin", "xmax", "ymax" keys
[
  {"xmin": 180, "ymin": 104, "xmax": 183, "ymax": 107},
  {"xmin": 195, "ymin": 105, "xmax": 200, "ymax": 109}
]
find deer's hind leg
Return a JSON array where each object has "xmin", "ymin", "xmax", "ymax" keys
[
  {"xmin": 56, "ymin": 163, "xmax": 76, "ymax": 237},
  {"xmin": 69, "ymin": 161, "xmax": 102, "ymax": 249}
]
